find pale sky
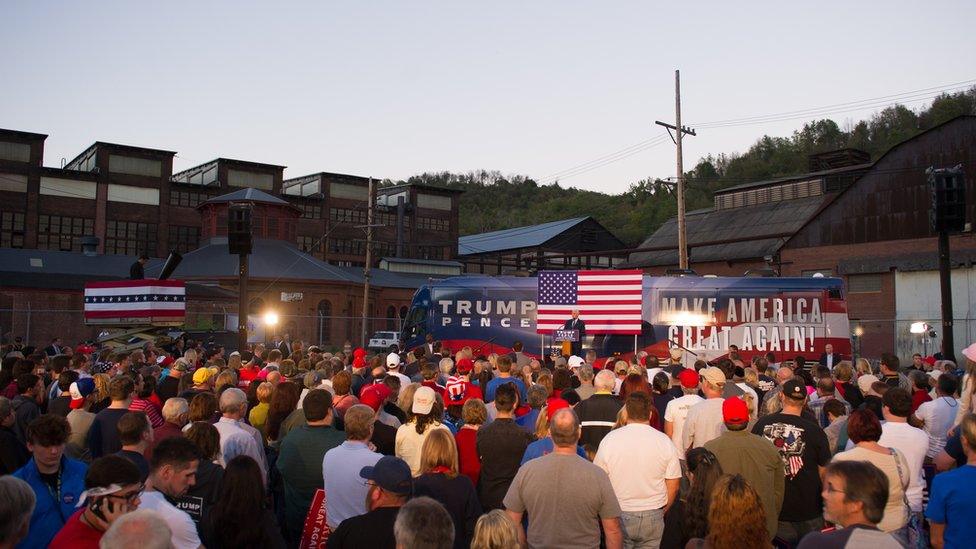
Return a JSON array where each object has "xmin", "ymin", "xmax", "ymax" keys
[{"xmin": 2, "ymin": 1, "xmax": 974, "ymax": 194}]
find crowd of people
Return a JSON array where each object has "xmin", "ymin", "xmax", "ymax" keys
[{"xmin": 1, "ymin": 333, "xmax": 976, "ymax": 549}]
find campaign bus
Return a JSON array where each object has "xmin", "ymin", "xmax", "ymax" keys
[{"xmin": 399, "ymin": 274, "xmax": 851, "ymax": 364}]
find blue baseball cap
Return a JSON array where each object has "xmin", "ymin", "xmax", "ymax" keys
[{"xmin": 360, "ymin": 456, "xmax": 413, "ymax": 495}]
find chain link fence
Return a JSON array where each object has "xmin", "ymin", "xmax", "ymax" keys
[{"xmin": 0, "ymin": 308, "xmax": 405, "ymax": 352}]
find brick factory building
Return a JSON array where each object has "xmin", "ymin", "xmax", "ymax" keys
[{"xmin": 0, "ymin": 130, "xmax": 463, "ymax": 347}]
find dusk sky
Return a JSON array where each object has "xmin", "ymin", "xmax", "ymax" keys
[{"xmin": 2, "ymin": 1, "xmax": 974, "ymax": 194}]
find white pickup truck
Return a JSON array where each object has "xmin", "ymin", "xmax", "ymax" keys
[{"xmin": 368, "ymin": 331, "xmax": 399, "ymax": 351}]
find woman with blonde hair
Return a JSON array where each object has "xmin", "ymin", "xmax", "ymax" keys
[
  {"xmin": 227, "ymin": 353, "xmax": 243, "ymax": 371},
  {"xmin": 398, "ymin": 382, "xmax": 421, "ymax": 421},
  {"xmin": 89, "ymin": 373, "xmax": 111, "ymax": 414},
  {"xmin": 396, "ymin": 386, "xmax": 450, "ymax": 476},
  {"xmin": 688, "ymin": 474, "xmax": 770, "ymax": 549},
  {"xmin": 855, "ymin": 357, "xmax": 874, "ymax": 378},
  {"xmin": 471, "ymin": 509, "xmax": 520, "ymax": 549},
  {"xmin": 248, "ymin": 382, "xmax": 274, "ymax": 436},
  {"xmin": 414, "ymin": 429, "xmax": 481, "ymax": 549}
]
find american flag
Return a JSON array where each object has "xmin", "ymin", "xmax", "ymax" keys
[
  {"xmin": 84, "ymin": 280, "xmax": 186, "ymax": 326},
  {"xmin": 535, "ymin": 270, "xmax": 643, "ymax": 335}
]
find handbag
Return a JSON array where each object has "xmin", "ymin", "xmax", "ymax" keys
[{"xmin": 890, "ymin": 448, "xmax": 923, "ymax": 548}]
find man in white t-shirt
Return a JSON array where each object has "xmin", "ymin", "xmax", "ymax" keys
[
  {"xmin": 138, "ymin": 437, "xmax": 202, "ymax": 549},
  {"xmin": 683, "ymin": 367, "xmax": 738, "ymax": 452},
  {"xmin": 595, "ymin": 392, "xmax": 681, "ymax": 548},
  {"xmin": 912, "ymin": 373, "xmax": 959, "ymax": 459},
  {"xmin": 386, "ymin": 352, "xmax": 412, "ymax": 388},
  {"xmin": 664, "ymin": 369, "xmax": 704, "ymax": 462},
  {"xmin": 878, "ymin": 388, "xmax": 929, "ymax": 518}
]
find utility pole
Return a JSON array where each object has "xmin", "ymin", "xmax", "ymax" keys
[
  {"xmin": 360, "ymin": 177, "xmax": 375, "ymax": 348},
  {"xmin": 656, "ymin": 69, "xmax": 696, "ymax": 269}
]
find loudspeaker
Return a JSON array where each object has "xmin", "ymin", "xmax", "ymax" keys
[
  {"xmin": 228, "ymin": 204, "xmax": 253, "ymax": 255},
  {"xmin": 929, "ymin": 166, "xmax": 967, "ymax": 233},
  {"xmin": 158, "ymin": 252, "xmax": 183, "ymax": 280}
]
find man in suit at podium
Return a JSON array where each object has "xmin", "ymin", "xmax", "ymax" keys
[{"xmin": 563, "ymin": 309, "xmax": 586, "ymax": 358}]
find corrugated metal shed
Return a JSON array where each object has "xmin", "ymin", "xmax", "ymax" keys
[
  {"xmin": 625, "ymin": 195, "xmax": 832, "ymax": 267},
  {"xmin": 458, "ymin": 217, "xmax": 589, "ymax": 256}
]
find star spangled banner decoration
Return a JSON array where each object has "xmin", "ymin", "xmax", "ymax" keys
[
  {"xmin": 536, "ymin": 270, "xmax": 643, "ymax": 335},
  {"xmin": 84, "ymin": 279, "xmax": 186, "ymax": 325}
]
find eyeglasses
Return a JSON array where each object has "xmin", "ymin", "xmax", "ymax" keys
[
  {"xmin": 824, "ymin": 483, "xmax": 846, "ymax": 495},
  {"xmin": 106, "ymin": 485, "xmax": 144, "ymax": 503}
]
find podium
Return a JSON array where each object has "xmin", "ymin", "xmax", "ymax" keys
[{"xmin": 553, "ymin": 329, "xmax": 579, "ymax": 358}]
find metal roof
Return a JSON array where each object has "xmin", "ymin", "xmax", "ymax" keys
[
  {"xmin": 199, "ymin": 188, "xmax": 294, "ymax": 208},
  {"xmin": 625, "ymin": 195, "xmax": 831, "ymax": 267},
  {"xmin": 146, "ymin": 239, "xmax": 362, "ymax": 283},
  {"xmin": 0, "ymin": 248, "xmax": 235, "ymax": 297},
  {"xmin": 458, "ymin": 217, "xmax": 590, "ymax": 256},
  {"xmin": 714, "ymin": 163, "xmax": 872, "ymax": 195}
]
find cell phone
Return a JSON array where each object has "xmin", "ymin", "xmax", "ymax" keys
[{"xmin": 89, "ymin": 497, "xmax": 115, "ymax": 521}]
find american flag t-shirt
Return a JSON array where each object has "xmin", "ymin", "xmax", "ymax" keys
[{"xmin": 535, "ymin": 270, "xmax": 643, "ymax": 335}]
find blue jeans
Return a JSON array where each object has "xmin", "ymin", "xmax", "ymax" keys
[{"xmin": 620, "ymin": 508, "xmax": 665, "ymax": 549}]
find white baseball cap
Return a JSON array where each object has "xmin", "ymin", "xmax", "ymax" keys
[
  {"xmin": 386, "ymin": 352, "xmax": 401, "ymax": 369},
  {"xmin": 412, "ymin": 386, "xmax": 436, "ymax": 415},
  {"xmin": 567, "ymin": 355, "xmax": 584, "ymax": 369}
]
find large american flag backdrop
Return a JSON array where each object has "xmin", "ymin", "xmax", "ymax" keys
[
  {"xmin": 535, "ymin": 270, "xmax": 643, "ymax": 335},
  {"xmin": 84, "ymin": 280, "xmax": 186, "ymax": 326}
]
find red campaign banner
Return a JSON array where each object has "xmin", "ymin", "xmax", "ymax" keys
[{"xmin": 299, "ymin": 488, "xmax": 330, "ymax": 549}]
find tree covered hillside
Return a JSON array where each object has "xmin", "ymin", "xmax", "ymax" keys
[{"xmin": 392, "ymin": 89, "xmax": 976, "ymax": 247}]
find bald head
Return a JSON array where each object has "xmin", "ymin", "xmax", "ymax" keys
[
  {"xmin": 99, "ymin": 509, "xmax": 172, "ymax": 549},
  {"xmin": 594, "ymin": 369, "xmax": 616, "ymax": 392},
  {"xmin": 549, "ymin": 408, "xmax": 580, "ymax": 448},
  {"xmin": 776, "ymin": 367, "xmax": 794, "ymax": 383}
]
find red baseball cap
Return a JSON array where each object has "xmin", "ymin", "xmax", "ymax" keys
[
  {"xmin": 677, "ymin": 368, "xmax": 699, "ymax": 389},
  {"xmin": 456, "ymin": 358, "xmax": 474, "ymax": 374},
  {"xmin": 722, "ymin": 397, "xmax": 749, "ymax": 425},
  {"xmin": 156, "ymin": 356, "xmax": 175, "ymax": 367},
  {"xmin": 360, "ymin": 383, "xmax": 392, "ymax": 412},
  {"xmin": 353, "ymin": 356, "xmax": 367, "ymax": 369},
  {"xmin": 75, "ymin": 345, "xmax": 95, "ymax": 355},
  {"xmin": 353, "ymin": 348, "xmax": 366, "ymax": 358},
  {"xmin": 545, "ymin": 398, "xmax": 572, "ymax": 421}
]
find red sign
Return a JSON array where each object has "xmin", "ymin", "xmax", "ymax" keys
[{"xmin": 299, "ymin": 488, "xmax": 330, "ymax": 549}]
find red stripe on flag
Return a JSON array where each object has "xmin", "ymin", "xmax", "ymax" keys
[
  {"xmin": 578, "ymin": 270, "xmax": 643, "ymax": 276},
  {"xmin": 578, "ymin": 289, "xmax": 643, "ymax": 296}
]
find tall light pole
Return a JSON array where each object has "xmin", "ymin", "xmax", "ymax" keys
[{"xmin": 656, "ymin": 69, "xmax": 696, "ymax": 269}]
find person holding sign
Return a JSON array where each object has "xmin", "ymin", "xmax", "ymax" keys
[{"xmin": 563, "ymin": 310, "xmax": 586, "ymax": 358}]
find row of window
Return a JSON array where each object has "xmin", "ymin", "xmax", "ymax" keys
[
  {"xmin": 329, "ymin": 208, "xmax": 367, "ymax": 225},
  {"xmin": 416, "ymin": 217, "xmax": 450, "ymax": 232},
  {"xmin": 170, "ymin": 189, "xmax": 213, "ymax": 208}
]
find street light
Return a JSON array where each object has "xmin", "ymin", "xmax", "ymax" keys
[
  {"xmin": 909, "ymin": 322, "xmax": 928, "ymax": 334},
  {"xmin": 263, "ymin": 311, "xmax": 279, "ymax": 327}
]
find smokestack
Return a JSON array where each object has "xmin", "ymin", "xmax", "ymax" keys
[{"xmin": 158, "ymin": 252, "xmax": 183, "ymax": 280}]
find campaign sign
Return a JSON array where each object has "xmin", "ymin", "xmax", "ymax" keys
[{"xmin": 553, "ymin": 329, "xmax": 579, "ymax": 342}]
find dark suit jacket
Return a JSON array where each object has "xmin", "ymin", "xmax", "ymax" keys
[
  {"xmin": 129, "ymin": 261, "xmax": 144, "ymax": 280},
  {"xmin": 818, "ymin": 353, "xmax": 843, "ymax": 367},
  {"xmin": 562, "ymin": 318, "xmax": 586, "ymax": 341}
]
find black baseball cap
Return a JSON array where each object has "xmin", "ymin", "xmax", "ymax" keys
[
  {"xmin": 360, "ymin": 456, "xmax": 412, "ymax": 495},
  {"xmin": 782, "ymin": 379, "xmax": 807, "ymax": 401}
]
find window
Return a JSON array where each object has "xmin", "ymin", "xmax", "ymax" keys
[
  {"xmin": 316, "ymin": 300, "xmax": 332, "ymax": 344},
  {"xmin": 847, "ymin": 273, "xmax": 882, "ymax": 293},
  {"xmin": 328, "ymin": 238, "xmax": 365, "ymax": 256},
  {"xmin": 105, "ymin": 220, "xmax": 157, "ymax": 256},
  {"xmin": 329, "ymin": 208, "xmax": 367, "ymax": 225},
  {"xmin": 374, "ymin": 241, "xmax": 397, "ymax": 258},
  {"xmin": 416, "ymin": 217, "xmax": 449, "ymax": 232},
  {"xmin": 227, "ymin": 170, "xmax": 273, "ymax": 190},
  {"xmin": 297, "ymin": 235, "xmax": 321, "ymax": 255},
  {"xmin": 0, "ymin": 211, "xmax": 25, "ymax": 248},
  {"xmin": 299, "ymin": 203, "xmax": 322, "ymax": 219},
  {"xmin": 108, "ymin": 155, "xmax": 161, "ymax": 177},
  {"xmin": 107, "ymin": 184, "xmax": 159, "ymax": 205},
  {"xmin": 38, "ymin": 215, "xmax": 94, "ymax": 252},
  {"xmin": 417, "ymin": 193, "xmax": 452, "ymax": 211},
  {"xmin": 375, "ymin": 211, "xmax": 409, "ymax": 228},
  {"xmin": 416, "ymin": 245, "xmax": 445, "ymax": 260},
  {"xmin": 329, "ymin": 182, "xmax": 368, "ymax": 200},
  {"xmin": 0, "ymin": 141, "xmax": 31, "ymax": 163},
  {"xmin": 169, "ymin": 189, "xmax": 211, "ymax": 208},
  {"xmin": 167, "ymin": 225, "xmax": 200, "ymax": 254}
]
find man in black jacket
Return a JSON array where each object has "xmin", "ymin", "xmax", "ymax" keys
[
  {"xmin": 129, "ymin": 254, "xmax": 149, "ymax": 280},
  {"xmin": 563, "ymin": 309, "xmax": 586, "ymax": 358},
  {"xmin": 574, "ymin": 370, "xmax": 621, "ymax": 451}
]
